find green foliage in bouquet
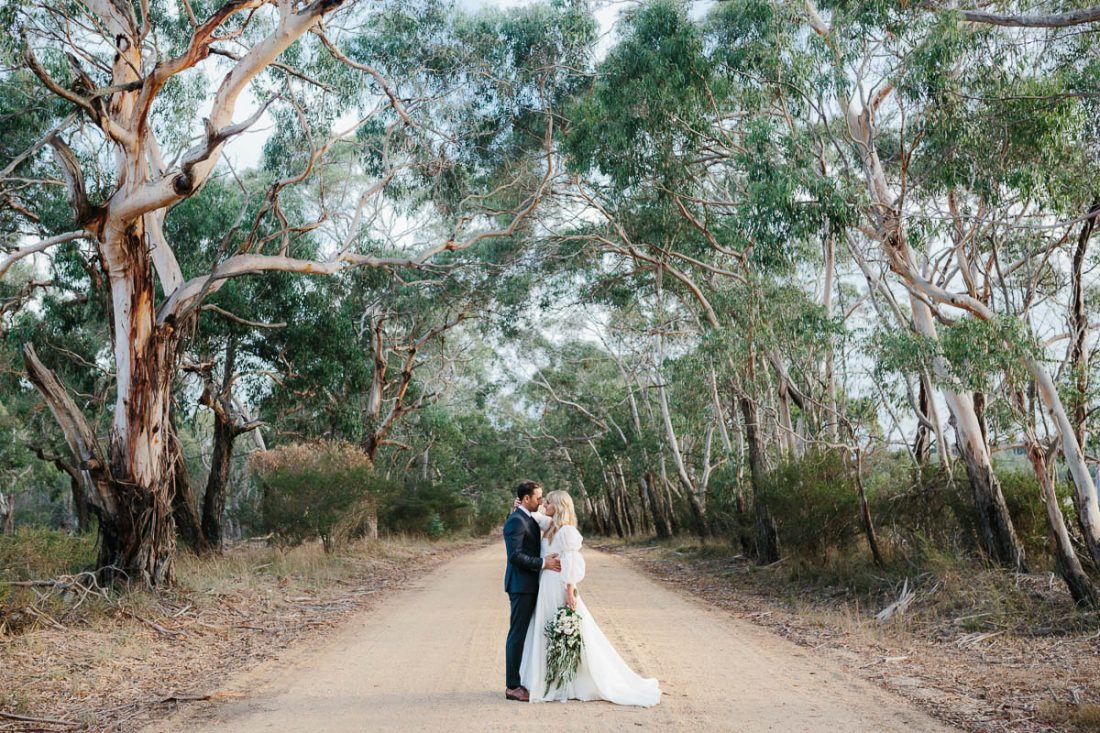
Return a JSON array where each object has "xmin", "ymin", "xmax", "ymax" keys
[{"xmin": 544, "ymin": 605, "xmax": 584, "ymax": 695}]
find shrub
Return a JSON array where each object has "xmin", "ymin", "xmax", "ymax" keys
[
  {"xmin": 380, "ymin": 479, "xmax": 472, "ymax": 537},
  {"xmin": 869, "ymin": 458, "xmax": 977, "ymax": 560},
  {"xmin": 759, "ymin": 450, "xmax": 862, "ymax": 557},
  {"xmin": 250, "ymin": 441, "xmax": 389, "ymax": 553},
  {"xmin": 998, "ymin": 469, "xmax": 1073, "ymax": 562},
  {"xmin": 473, "ymin": 489, "xmax": 512, "ymax": 535},
  {"xmin": 703, "ymin": 465, "xmax": 744, "ymax": 539},
  {"xmin": 870, "ymin": 458, "xmax": 1071, "ymax": 567},
  {"xmin": 425, "ymin": 512, "xmax": 446, "ymax": 539},
  {"xmin": 1, "ymin": 528, "xmax": 97, "ymax": 628},
  {"xmin": 0, "ymin": 527, "xmax": 96, "ymax": 582}
]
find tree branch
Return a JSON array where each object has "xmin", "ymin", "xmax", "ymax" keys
[
  {"xmin": 22, "ymin": 343, "xmax": 114, "ymax": 514},
  {"xmin": 22, "ymin": 44, "xmax": 135, "ymax": 148},
  {"xmin": 314, "ymin": 30, "xmax": 414, "ymax": 126},
  {"xmin": 116, "ymin": 0, "xmax": 347, "ymax": 220},
  {"xmin": 950, "ymin": 4, "xmax": 1100, "ymax": 27},
  {"xmin": 0, "ymin": 230, "xmax": 87, "ymax": 280},
  {"xmin": 49, "ymin": 137, "xmax": 100, "ymax": 227},
  {"xmin": 158, "ymin": 107, "xmax": 556, "ymax": 323},
  {"xmin": 0, "ymin": 111, "xmax": 78, "ymax": 182},
  {"xmin": 201, "ymin": 303, "xmax": 287, "ymax": 329}
]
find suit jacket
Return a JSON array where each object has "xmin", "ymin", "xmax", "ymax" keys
[{"xmin": 503, "ymin": 508, "xmax": 542, "ymax": 594}]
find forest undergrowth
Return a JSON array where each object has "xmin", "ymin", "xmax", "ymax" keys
[{"xmin": 600, "ymin": 538, "xmax": 1100, "ymax": 733}]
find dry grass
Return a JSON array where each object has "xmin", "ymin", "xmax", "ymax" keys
[
  {"xmin": 0, "ymin": 534, "xmax": 486, "ymax": 732},
  {"xmin": 596, "ymin": 537, "xmax": 1100, "ymax": 733}
]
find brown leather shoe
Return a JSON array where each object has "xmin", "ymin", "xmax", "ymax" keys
[{"xmin": 505, "ymin": 686, "xmax": 530, "ymax": 702}]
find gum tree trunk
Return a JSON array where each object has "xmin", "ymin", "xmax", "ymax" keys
[
  {"xmin": 1024, "ymin": 436, "xmax": 1096, "ymax": 607},
  {"xmin": 741, "ymin": 393, "xmax": 780, "ymax": 564},
  {"xmin": 170, "ymin": 425, "xmax": 209, "ymax": 555},
  {"xmin": 100, "ymin": 223, "xmax": 180, "ymax": 584},
  {"xmin": 1069, "ymin": 205, "xmax": 1097, "ymax": 557}
]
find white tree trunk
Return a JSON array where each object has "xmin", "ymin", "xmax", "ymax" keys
[
  {"xmin": 1031, "ymin": 359, "xmax": 1100, "ymax": 568},
  {"xmin": 822, "ymin": 231, "xmax": 839, "ymax": 442}
]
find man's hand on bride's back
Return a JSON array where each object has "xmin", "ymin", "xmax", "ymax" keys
[{"xmin": 544, "ymin": 553, "xmax": 561, "ymax": 572}]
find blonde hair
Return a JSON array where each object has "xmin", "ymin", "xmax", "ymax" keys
[{"xmin": 544, "ymin": 490, "xmax": 577, "ymax": 544}]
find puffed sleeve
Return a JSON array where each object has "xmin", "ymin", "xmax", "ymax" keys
[
  {"xmin": 558, "ymin": 525, "xmax": 585, "ymax": 585},
  {"xmin": 531, "ymin": 509, "xmax": 552, "ymax": 530}
]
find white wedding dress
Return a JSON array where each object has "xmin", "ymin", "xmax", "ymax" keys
[{"xmin": 518, "ymin": 514, "xmax": 661, "ymax": 706}]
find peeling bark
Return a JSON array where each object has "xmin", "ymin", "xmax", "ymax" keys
[{"xmin": 1024, "ymin": 437, "xmax": 1096, "ymax": 607}]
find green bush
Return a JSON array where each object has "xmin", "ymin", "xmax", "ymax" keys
[
  {"xmin": 869, "ymin": 458, "xmax": 1070, "ymax": 566},
  {"xmin": 1, "ymin": 527, "xmax": 97, "ymax": 623},
  {"xmin": 759, "ymin": 450, "xmax": 862, "ymax": 556},
  {"xmin": 0, "ymin": 527, "xmax": 96, "ymax": 583},
  {"xmin": 473, "ymin": 489, "xmax": 512, "ymax": 535},
  {"xmin": 425, "ymin": 512, "xmax": 446, "ymax": 539},
  {"xmin": 704, "ymin": 465, "xmax": 744, "ymax": 539},
  {"xmin": 998, "ymin": 470, "xmax": 1072, "ymax": 561},
  {"xmin": 869, "ymin": 458, "xmax": 976, "ymax": 559},
  {"xmin": 380, "ymin": 479, "xmax": 471, "ymax": 537},
  {"xmin": 250, "ymin": 441, "xmax": 388, "ymax": 553}
]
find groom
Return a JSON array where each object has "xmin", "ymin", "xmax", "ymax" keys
[{"xmin": 503, "ymin": 480, "xmax": 560, "ymax": 702}]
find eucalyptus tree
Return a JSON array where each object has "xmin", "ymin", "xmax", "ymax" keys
[
  {"xmin": 558, "ymin": 0, "xmax": 855, "ymax": 556},
  {"xmin": 745, "ymin": 0, "xmax": 1100, "ymax": 593},
  {"xmin": 1, "ymin": 221, "xmax": 113, "ymax": 535},
  {"xmin": 0, "ymin": 0, "xmax": 585, "ymax": 585},
  {"xmin": 521, "ymin": 332, "xmax": 656, "ymax": 537},
  {"xmin": 665, "ymin": 0, "xmax": 1026, "ymax": 569},
  {"xmin": 558, "ymin": 0, "xmax": 738, "ymax": 540},
  {"xmin": 167, "ymin": 172, "xmax": 321, "ymax": 551}
]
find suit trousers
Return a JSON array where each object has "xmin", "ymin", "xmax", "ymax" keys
[{"xmin": 506, "ymin": 591, "xmax": 538, "ymax": 689}]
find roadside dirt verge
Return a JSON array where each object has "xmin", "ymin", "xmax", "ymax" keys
[
  {"xmin": 0, "ymin": 537, "xmax": 482, "ymax": 731},
  {"xmin": 601, "ymin": 542, "xmax": 1100, "ymax": 733}
]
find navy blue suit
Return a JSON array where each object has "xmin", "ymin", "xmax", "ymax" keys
[{"xmin": 503, "ymin": 508, "xmax": 542, "ymax": 689}]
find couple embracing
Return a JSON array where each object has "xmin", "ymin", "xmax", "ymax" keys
[{"xmin": 502, "ymin": 480, "xmax": 661, "ymax": 706}]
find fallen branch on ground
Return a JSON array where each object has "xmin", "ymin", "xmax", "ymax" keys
[
  {"xmin": 0, "ymin": 710, "xmax": 79, "ymax": 728},
  {"xmin": 876, "ymin": 579, "xmax": 915, "ymax": 622}
]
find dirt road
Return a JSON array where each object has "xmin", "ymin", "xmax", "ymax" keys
[{"xmin": 147, "ymin": 544, "xmax": 956, "ymax": 732}]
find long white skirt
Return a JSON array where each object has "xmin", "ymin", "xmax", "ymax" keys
[{"xmin": 518, "ymin": 571, "xmax": 660, "ymax": 706}]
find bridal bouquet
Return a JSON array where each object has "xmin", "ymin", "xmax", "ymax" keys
[{"xmin": 544, "ymin": 605, "xmax": 584, "ymax": 694}]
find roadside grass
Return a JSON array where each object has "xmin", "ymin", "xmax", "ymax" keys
[
  {"xmin": 1, "ymin": 529, "xmax": 484, "ymax": 729},
  {"xmin": 598, "ymin": 534, "xmax": 1099, "ymax": 636},
  {"xmin": 2, "ymin": 529, "xmax": 484, "ymax": 637},
  {"xmin": 597, "ymin": 534, "xmax": 1100, "ymax": 733}
]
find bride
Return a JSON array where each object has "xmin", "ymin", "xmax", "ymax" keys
[{"xmin": 518, "ymin": 490, "xmax": 661, "ymax": 706}]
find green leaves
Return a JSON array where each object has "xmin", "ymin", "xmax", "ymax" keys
[
  {"xmin": 563, "ymin": 0, "xmax": 711, "ymax": 187},
  {"xmin": 874, "ymin": 315, "xmax": 1037, "ymax": 394},
  {"xmin": 939, "ymin": 315, "xmax": 1037, "ymax": 393}
]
